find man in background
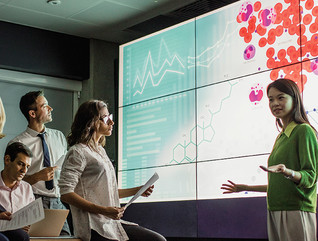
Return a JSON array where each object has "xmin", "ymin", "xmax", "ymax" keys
[{"xmin": 9, "ymin": 91, "xmax": 70, "ymax": 235}]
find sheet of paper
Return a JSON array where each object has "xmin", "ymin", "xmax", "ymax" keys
[
  {"xmin": 124, "ymin": 172, "xmax": 159, "ymax": 209},
  {"xmin": 0, "ymin": 198, "xmax": 44, "ymax": 231},
  {"xmin": 55, "ymin": 154, "xmax": 66, "ymax": 167},
  {"xmin": 54, "ymin": 154, "xmax": 66, "ymax": 186}
]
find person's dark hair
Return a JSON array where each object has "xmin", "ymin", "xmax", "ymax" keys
[
  {"xmin": 19, "ymin": 90, "xmax": 44, "ymax": 122},
  {"xmin": 68, "ymin": 100, "xmax": 107, "ymax": 147},
  {"xmin": 267, "ymin": 78, "xmax": 316, "ymax": 132},
  {"xmin": 5, "ymin": 142, "xmax": 33, "ymax": 162}
]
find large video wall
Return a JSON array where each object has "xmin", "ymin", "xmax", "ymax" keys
[{"xmin": 119, "ymin": 0, "xmax": 318, "ymax": 205}]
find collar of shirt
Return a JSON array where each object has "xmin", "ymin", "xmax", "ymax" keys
[
  {"xmin": 0, "ymin": 171, "xmax": 20, "ymax": 191},
  {"xmin": 280, "ymin": 121, "xmax": 298, "ymax": 138},
  {"xmin": 26, "ymin": 126, "xmax": 47, "ymax": 137}
]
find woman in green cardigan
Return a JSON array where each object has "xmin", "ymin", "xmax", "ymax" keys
[{"xmin": 222, "ymin": 78, "xmax": 318, "ymax": 241}]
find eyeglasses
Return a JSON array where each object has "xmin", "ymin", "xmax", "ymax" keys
[{"xmin": 100, "ymin": 114, "xmax": 113, "ymax": 124}]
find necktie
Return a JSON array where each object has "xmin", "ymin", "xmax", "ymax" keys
[
  {"xmin": 0, "ymin": 204, "xmax": 6, "ymax": 212},
  {"xmin": 38, "ymin": 133, "xmax": 54, "ymax": 190}
]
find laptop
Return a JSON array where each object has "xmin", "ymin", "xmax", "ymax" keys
[{"xmin": 29, "ymin": 209, "xmax": 69, "ymax": 237}]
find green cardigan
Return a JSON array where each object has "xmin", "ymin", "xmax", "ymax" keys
[{"xmin": 267, "ymin": 122, "xmax": 318, "ymax": 213}]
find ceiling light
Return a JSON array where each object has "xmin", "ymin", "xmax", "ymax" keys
[{"xmin": 47, "ymin": 0, "xmax": 61, "ymax": 5}]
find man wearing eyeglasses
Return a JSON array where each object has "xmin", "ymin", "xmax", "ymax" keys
[{"xmin": 8, "ymin": 90, "xmax": 71, "ymax": 236}]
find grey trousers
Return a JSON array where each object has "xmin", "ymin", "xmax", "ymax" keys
[{"xmin": 267, "ymin": 210, "xmax": 317, "ymax": 241}]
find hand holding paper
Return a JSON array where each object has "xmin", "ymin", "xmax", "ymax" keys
[
  {"xmin": 0, "ymin": 198, "xmax": 44, "ymax": 232},
  {"xmin": 124, "ymin": 172, "xmax": 159, "ymax": 209},
  {"xmin": 141, "ymin": 185, "xmax": 154, "ymax": 197},
  {"xmin": 0, "ymin": 211, "xmax": 12, "ymax": 221}
]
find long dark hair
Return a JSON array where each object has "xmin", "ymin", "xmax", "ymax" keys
[
  {"xmin": 266, "ymin": 78, "xmax": 316, "ymax": 133},
  {"xmin": 67, "ymin": 100, "xmax": 107, "ymax": 147}
]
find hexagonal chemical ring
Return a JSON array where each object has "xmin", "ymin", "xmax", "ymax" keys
[
  {"xmin": 172, "ymin": 143, "xmax": 185, "ymax": 164},
  {"xmin": 185, "ymin": 142, "xmax": 196, "ymax": 162}
]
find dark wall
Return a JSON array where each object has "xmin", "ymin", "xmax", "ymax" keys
[
  {"xmin": 0, "ymin": 21, "xmax": 89, "ymax": 80},
  {"xmin": 124, "ymin": 196, "xmax": 318, "ymax": 239},
  {"xmin": 123, "ymin": 197, "xmax": 268, "ymax": 239}
]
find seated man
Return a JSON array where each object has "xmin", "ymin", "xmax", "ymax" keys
[{"xmin": 0, "ymin": 142, "xmax": 34, "ymax": 241}]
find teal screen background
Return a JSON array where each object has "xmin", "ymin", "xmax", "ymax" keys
[{"xmin": 119, "ymin": 0, "xmax": 318, "ymax": 203}]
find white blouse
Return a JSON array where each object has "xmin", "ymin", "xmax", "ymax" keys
[{"xmin": 59, "ymin": 143, "xmax": 135, "ymax": 241}]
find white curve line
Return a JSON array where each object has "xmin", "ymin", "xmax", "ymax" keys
[{"xmin": 133, "ymin": 52, "xmax": 186, "ymax": 95}]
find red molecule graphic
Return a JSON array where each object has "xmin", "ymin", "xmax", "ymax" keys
[
  {"xmin": 239, "ymin": 27, "xmax": 248, "ymax": 37},
  {"xmin": 288, "ymin": 23, "xmax": 298, "ymax": 35},
  {"xmin": 259, "ymin": 37, "xmax": 267, "ymax": 47},
  {"xmin": 305, "ymin": 0, "xmax": 314, "ymax": 10},
  {"xmin": 266, "ymin": 47, "xmax": 275, "ymax": 58},
  {"xmin": 276, "ymin": 25, "xmax": 284, "ymax": 36},
  {"xmin": 256, "ymin": 25, "xmax": 267, "ymax": 36},
  {"xmin": 270, "ymin": 69, "xmax": 279, "ymax": 80},
  {"xmin": 275, "ymin": 3, "xmax": 283, "ymax": 13},
  {"xmin": 299, "ymin": 24, "xmax": 306, "ymax": 36},
  {"xmin": 303, "ymin": 14, "xmax": 313, "ymax": 25},
  {"xmin": 313, "ymin": 6, "xmax": 318, "ymax": 16},
  {"xmin": 237, "ymin": 0, "xmax": 318, "ymax": 91},
  {"xmin": 282, "ymin": 18, "xmax": 291, "ymax": 28},
  {"xmin": 275, "ymin": 12, "xmax": 284, "ymax": 24},
  {"xmin": 267, "ymin": 35, "xmax": 276, "ymax": 45},
  {"xmin": 278, "ymin": 49, "xmax": 287, "ymax": 60},
  {"xmin": 254, "ymin": 1, "xmax": 262, "ymax": 12},
  {"xmin": 309, "ymin": 23, "xmax": 318, "ymax": 33}
]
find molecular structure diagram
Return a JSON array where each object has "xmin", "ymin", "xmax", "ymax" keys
[
  {"xmin": 170, "ymin": 110, "xmax": 215, "ymax": 164},
  {"xmin": 170, "ymin": 82, "xmax": 237, "ymax": 164}
]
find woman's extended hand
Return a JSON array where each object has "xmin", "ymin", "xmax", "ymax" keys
[
  {"xmin": 260, "ymin": 164, "xmax": 286, "ymax": 174},
  {"xmin": 141, "ymin": 185, "xmax": 154, "ymax": 197},
  {"xmin": 221, "ymin": 180, "xmax": 247, "ymax": 194},
  {"xmin": 103, "ymin": 207, "xmax": 125, "ymax": 220}
]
